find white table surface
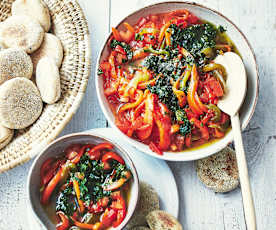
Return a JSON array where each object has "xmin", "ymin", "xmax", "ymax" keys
[{"xmin": 0, "ymin": 0, "xmax": 275, "ymax": 229}]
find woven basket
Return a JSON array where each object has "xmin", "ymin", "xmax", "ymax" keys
[{"xmin": 0, "ymin": 0, "xmax": 91, "ymax": 173}]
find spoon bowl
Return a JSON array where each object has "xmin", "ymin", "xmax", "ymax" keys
[{"xmin": 215, "ymin": 52, "xmax": 247, "ymax": 116}]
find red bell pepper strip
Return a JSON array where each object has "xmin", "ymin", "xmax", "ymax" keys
[
  {"xmin": 136, "ymin": 93, "xmax": 154, "ymax": 140},
  {"xmin": 153, "ymin": 102, "xmax": 171, "ymax": 150},
  {"xmin": 56, "ymin": 211, "xmax": 69, "ymax": 230},
  {"xmin": 113, "ymin": 209, "xmax": 126, "ymax": 227},
  {"xmin": 187, "ymin": 64, "xmax": 207, "ymax": 115},
  {"xmin": 40, "ymin": 158, "xmax": 61, "ymax": 186},
  {"xmin": 185, "ymin": 133, "xmax": 192, "ymax": 147},
  {"xmin": 190, "ymin": 118, "xmax": 209, "ymax": 140},
  {"xmin": 41, "ymin": 165, "xmax": 64, "ymax": 205},
  {"xmin": 89, "ymin": 143, "xmax": 113, "ymax": 153},
  {"xmin": 102, "ymin": 152, "xmax": 125, "ymax": 165},
  {"xmin": 71, "ymin": 217, "xmax": 102, "ymax": 230},
  {"xmin": 101, "ymin": 208, "xmax": 117, "ymax": 227},
  {"xmin": 149, "ymin": 142, "xmax": 163, "ymax": 155}
]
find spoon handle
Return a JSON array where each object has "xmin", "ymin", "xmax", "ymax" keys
[{"xmin": 231, "ymin": 114, "xmax": 256, "ymax": 230}]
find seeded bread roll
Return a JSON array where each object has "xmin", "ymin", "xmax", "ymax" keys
[
  {"xmin": 131, "ymin": 227, "xmax": 151, "ymax": 230},
  {"xmin": 0, "ymin": 15, "xmax": 44, "ymax": 54},
  {"xmin": 0, "ymin": 125, "xmax": 13, "ymax": 150},
  {"xmin": 36, "ymin": 57, "xmax": 61, "ymax": 104},
  {"xmin": 12, "ymin": 0, "xmax": 51, "ymax": 32},
  {"xmin": 0, "ymin": 48, "xmax": 33, "ymax": 85},
  {"xmin": 31, "ymin": 33, "xmax": 63, "ymax": 72},
  {"xmin": 146, "ymin": 210, "xmax": 183, "ymax": 230},
  {"xmin": 196, "ymin": 146, "xmax": 239, "ymax": 193},
  {"xmin": 0, "ymin": 78, "xmax": 43, "ymax": 129},
  {"xmin": 127, "ymin": 182, "xmax": 159, "ymax": 228}
]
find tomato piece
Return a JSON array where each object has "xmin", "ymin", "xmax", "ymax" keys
[
  {"xmin": 101, "ymin": 208, "xmax": 117, "ymax": 227},
  {"xmin": 112, "ymin": 209, "xmax": 126, "ymax": 227},
  {"xmin": 205, "ymin": 77, "xmax": 224, "ymax": 97},
  {"xmin": 56, "ymin": 211, "xmax": 69, "ymax": 230},
  {"xmin": 114, "ymin": 45, "xmax": 126, "ymax": 55},
  {"xmin": 190, "ymin": 118, "xmax": 209, "ymax": 140},
  {"xmin": 102, "ymin": 152, "xmax": 125, "ymax": 165}
]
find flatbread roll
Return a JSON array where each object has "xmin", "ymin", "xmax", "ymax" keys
[
  {"xmin": 0, "ymin": 48, "xmax": 33, "ymax": 85},
  {"xmin": 36, "ymin": 57, "xmax": 61, "ymax": 104},
  {"xmin": 0, "ymin": 15, "xmax": 44, "ymax": 54},
  {"xmin": 31, "ymin": 33, "xmax": 63, "ymax": 72},
  {"xmin": 146, "ymin": 210, "xmax": 183, "ymax": 230},
  {"xmin": 12, "ymin": 0, "xmax": 51, "ymax": 32},
  {"xmin": 127, "ymin": 182, "xmax": 159, "ymax": 228},
  {"xmin": 196, "ymin": 146, "xmax": 239, "ymax": 193},
  {"xmin": 0, "ymin": 78, "xmax": 43, "ymax": 129},
  {"xmin": 0, "ymin": 125, "xmax": 13, "ymax": 150}
]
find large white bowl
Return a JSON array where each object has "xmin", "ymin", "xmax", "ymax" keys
[{"xmin": 96, "ymin": 1, "xmax": 259, "ymax": 161}]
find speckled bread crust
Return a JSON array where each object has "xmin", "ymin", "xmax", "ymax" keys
[
  {"xmin": 0, "ymin": 48, "xmax": 33, "ymax": 85},
  {"xmin": 0, "ymin": 15, "xmax": 44, "ymax": 53},
  {"xmin": 146, "ymin": 210, "xmax": 183, "ymax": 230},
  {"xmin": 131, "ymin": 227, "xmax": 151, "ymax": 230},
  {"xmin": 127, "ymin": 182, "xmax": 160, "ymax": 229},
  {"xmin": 12, "ymin": 0, "xmax": 51, "ymax": 32},
  {"xmin": 196, "ymin": 146, "xmax": 239, "ymax": 193},
  {"xmin": 36, "ymin": 57, "xmax": 60, "ymax": 104},
  {"xmin": 0, "ymin": 126, "xmax": 13, "ymax": 150},
  {"xmin": 0, "ymin": 78, "xmax": 42, "ymax": 129},
  {"xmin": 31, "ymin": 33, "xmax": 63, "ymax": 72}
]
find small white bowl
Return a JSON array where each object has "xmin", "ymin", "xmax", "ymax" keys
[
  {"xmin": 27, "ymin": 132, "xmax": 139, "ymax": 230},
  {"xmin": 95, "ymin": 1, "xmax": 259, "ymax": 161}
]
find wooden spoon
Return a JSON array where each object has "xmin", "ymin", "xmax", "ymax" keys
[{"xmin": 215, "ymin": 52, "xmax": 256, "ymax": 230}]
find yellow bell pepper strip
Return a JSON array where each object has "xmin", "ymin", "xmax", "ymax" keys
[
  {"xmin": 190, "ymin": 117, "xmax": 209, "ymax": 140},
  {"xmin": 180, "ymin": 47, "xmax": 193, "ymax": 58},
  {"xmin": 194, "ymin": 92, "xmax": 208, "ymax": 113},
  {"xmin": 172, "ymin": 77, "xmax": 186, "ymax": 108},
  {"xmin": 119, "ymin": 22, "xmax": 135, "ymax": 43},
  {"xmin": 136, "ymin": 93, "xmax": 154, "ymax": 140},
  {"xmin": 158, "ymin": 20, "xmax": 172, "ymax": 43},
  {"xmin": 187, "ymin": 64, "xmax": 205, "ymax": 115},
  {"xmin": 119, "ymin": 89, "xmax": 144, "ymax": 113},
  {"xmin": 202, "ymin": 63, "xmax": 227, "ymax": 79},
  {"xmin": 71, "ymin": 217, "xmax": 102, "ymax": 230},
  {"xmin": 112, "ymin": 27, "xmax": 122, "ymax": 41},
  {"xmin": 165, "ymin": 28, "xmax": 172, "ymax": 46},
  {"xmin": 137, "ymin": 77, "xmax": 157, "ymax": 89},
  {"xmin": 132, "ymin": 48, "xmax": 149, "ymax": 60},
  {"xmin": 144, "ymin": 45, "xmax": 170, "ymax": 56},
  {"xmin": 72, "ymin": 179, "xmax": 85, "ymax": 214},
  {"xmin": 108, "ymin": 54, "xmax": 117, "ymax": 79},
  {"xmin": 170, "ymin": 124, "xmax": 180, "ymax": 134},
  {"xmin": 138, "ymin": 28, "xmax": 159, "ymax": 36},
  {"xmin": 103, "ymin": 170, "xmax": 132, "ymax": 191},
  {"xmin": 180, "ymin": 65, "xmax": 192, "ymax": 90},
  {"xmin": 56, "ymin": 211, "xmax": 70, "ymax": 230},
  {"xmin": 123, "ymin": 68, "xmax": 150, "ymax": 96},
  {"xmin": 154, "ymin": 102, "xmax": 171, "ymax": 150}
]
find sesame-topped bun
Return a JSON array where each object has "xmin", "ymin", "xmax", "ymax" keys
[
  {"xmin": 0, "ymin": 78, "xmax": 42, "ymax": 129},
  {"xmin": 0, "ymin": 48, "xmax": 33, "ymax": 85},
  {"xmin": 196, "ymin": 146, "xmax": 239, "ymax": 193},
  {"xmin": 31, "ymin": 33, "xmax": 63, "ymax": 72},
  {"xmin": 12, "ymin": 0, "xmax": 51, "ymax": 32},
  {"xmin": 146, "ymin": 210, "xmax": 182, "ymax": 230},
  {"xmin": 0, "ymin": 15, "xmax": 44, "ymax": 54},
  {"xmin": 127, "ymin": 182, "xmax": 160, "ymax": 228}
]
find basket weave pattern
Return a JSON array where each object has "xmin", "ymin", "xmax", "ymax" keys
[{"xmin": 0, "ymin": 0, "xmax": 91, "ymax": 172}]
